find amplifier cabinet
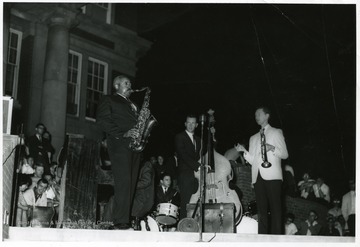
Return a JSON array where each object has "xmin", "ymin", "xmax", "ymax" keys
[{"xmin": 186, "ymin": 203, "xmax": 235, "ymax": 233}]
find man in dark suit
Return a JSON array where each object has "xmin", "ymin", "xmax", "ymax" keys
[
  {"xmin": 131, "ymin": 159, "xmax": 155, "ymax": 230},
  {"xmin": 155, "ymin": 173, "xmax": 180, "ymax": 207},
  {"xmin": 26, "ymin": 123, "xmax": 51, "ymax": 169},
  {"xmin": 235, "ymin": 106, "xmax": 288, "ymax": 234},
  {"xmin": 97, "ymin": 75, "xmax": 141, "ymax": 230},
  {"xmin": 175, "ymin": 115, "xmax": 202, "ymax": 219}
]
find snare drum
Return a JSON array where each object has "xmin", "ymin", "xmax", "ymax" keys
[
  {"xmin": 140, "ymin": 215, "xmax": 162, "ymax": 232},
  {"xmin": 156, "ymin": 203, "xmax": 178, "ymax": 225}
]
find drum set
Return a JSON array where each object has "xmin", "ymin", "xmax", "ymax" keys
[
  {"xmin": 139, "ymin": 200, "xmax": 258, "ymax": 233},
  {"xmin": 140, "ymin": 202, "xmax": 179, "ymax": 232}
]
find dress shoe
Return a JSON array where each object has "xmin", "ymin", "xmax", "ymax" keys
[{"xmin": 110, "ymin": 223, "xmax": 131, "ymax": 230}]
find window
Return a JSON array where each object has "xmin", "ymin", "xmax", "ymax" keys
[
  {"xmin": 5, "ymin": 29, "xmax": 22, "ymax": 98},
  {"xmin": 67, "ymin": 51, "xmax": 82, "ymax": 116},
  {"xmin": 86, "ymin": 57, "xmax": 108, "ymax": 120},
  {"xmin": 82, "ymin": 3, "xmax": 112, "ymax": 24}
]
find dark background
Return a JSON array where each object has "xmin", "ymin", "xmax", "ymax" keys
[{"xmin": 130, "ymin": 3, "xmax": 355, "ymax": 198}]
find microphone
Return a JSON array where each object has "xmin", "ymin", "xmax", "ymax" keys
[{"xmin": 199, "ymin": 114, "xmax": 206, "ymax": 125}]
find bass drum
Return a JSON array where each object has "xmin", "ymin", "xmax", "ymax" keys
[
  {"xmin": 156, "ymin": 203, "xmax": 179, "ymax": 225},
  {"xmin": 236, "ymin": 216, "xmax": 258, "ymax": 234},
  {"xmin": 140, "ymin": 215, "xmax": 162, "ymax": 232}
]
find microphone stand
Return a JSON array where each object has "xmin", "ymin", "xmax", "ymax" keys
[
  {"xmin": 197, "ymin": 114, "xmax": 206, "ymax": 242},
  {"xmin": 10, "ymin": 123, "xmax": 24, "ymax": 226}
]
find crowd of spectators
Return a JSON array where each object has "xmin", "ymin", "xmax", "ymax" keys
[
  {"xmin": 281, "ymin": 165, "xmax": 355, "ymax": 237},
  {"xmin": 15, "ymin": 123, "xmax": 62, "ymax": 227}
]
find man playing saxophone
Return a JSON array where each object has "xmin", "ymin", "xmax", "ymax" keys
[{"xmin": 97, "ymin": 75, "xmax": 141, "ymax": 230}]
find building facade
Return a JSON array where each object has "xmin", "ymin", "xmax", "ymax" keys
[{"xmin": 3, "ymin": 3, "xmax": 152, "ymax": 156}]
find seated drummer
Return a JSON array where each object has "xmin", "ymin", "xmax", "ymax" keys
[{"xmin": 155, "ymin": 173, "xmax": 180, "ymax": 207}]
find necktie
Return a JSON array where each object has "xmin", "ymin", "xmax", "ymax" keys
[
  {"xmin": 192, "ymin": 136, "xmax": 196, "ymax": 151},
  {"xmin": 127, "ymin": 98, "xmax": 138, "ymax": 116}
]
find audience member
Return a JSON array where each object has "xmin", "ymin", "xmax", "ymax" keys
[
  {"xmin": 153, "ymin": 155, "xmax": 167, "ymax": 184},
  {"xmin": 18, "ymin": 178, "xmax": 49, "ymax": 226},
  {"xmin": 284, "ymin": 212, "xmax": 298, "ymax": 235},
  {"xmin": 42, "ymin": 130, "xmax": 55, "ymax": 162},
  {"xmin": 21, "ymin": 156, "xmax": 35, "ymax": 175},
  {"xmin": 342, "ymin": 179, "xmax": 355, "ymax": 236},
  {"xmin": 43, "ymin": 174, "xmax": 59, "ymax": 207},
  {"xmin": 25, "ymin": 123, "xmax": 51, "ymax": 170},
  {"xmin": 283, "ymin": 163, "xmax": 296, "ymax": 197},
  {"xmin": 298, "ymin": 173, "xmax": 315, "ymax": 199},
  {"xmin": 164, "ymin": 152, "xmax": 179, "ymax": 189},
  {"xmin": 29, "ymin": 163, "xmax": 45, "ymax": 190},
  {"xmin": 322, "ymin": 215, "xmax": 340, "ymax": 236},
  {"xmin": 131, "ymin": 159, "xmax": 155, "ymax": 230},
  {"xmin": 16, "ymin": 174, "xmax": 32, "ymax": 227},
  {"xmin": 328, "ymin": 198, "xmax": 344, "ymax": 236},
  {"xmin": 50, "ymin": 162, "xmax": 62, "ymax": 184},
  {"xmin": 297, "ymin": 210, "xmax": 322, "ymax": 235},
  {"xmin": 312, "ymin": 177, "xmax": 330, "ymax": 205}
]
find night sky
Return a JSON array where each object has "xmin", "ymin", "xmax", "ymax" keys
[{"xmin": 132, "ymin": 3, "xmax": 356, "ymax": 198}]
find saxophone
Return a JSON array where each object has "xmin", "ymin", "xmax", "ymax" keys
[{"xmin": 129, "ymin": 87, "xmax": 158, "ymax": 152}]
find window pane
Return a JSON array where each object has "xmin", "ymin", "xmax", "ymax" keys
[
  {"xmin": 99, "ymin": 78, "xmax": 104, "ymax": 91},
  {"xmin": 73, "ymin": 56, "xmax": 78, "ymax": 68},
  {"xmin": 94, "ymin": 63, "xmax": 99, "ymax": 75},
  {"xmin": 99, "ymin": 65, "xmax": 104, "ymax": 77},
  {"xmin": 68, "ymin": 54, "xmax": 72, "ymax": 67},
  {"xmin": 10, "ymin": 33, "xmax": 18, "ymax": 47},
  {"xmin": 9, "ymin": 49, "xmax": 17, "ymax": 64},
  {"xmin": 88, "ymin": 61, "xmax": 93, "ymax": 74}
]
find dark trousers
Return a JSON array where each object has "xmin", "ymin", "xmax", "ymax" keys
[
  {"xmin": 254, "ymin": 173, "xmax": 282, "ymax": 234},
  {"xmin": 178, "ymin": 170, "xmax": 198, "ymax": 219},
  {"xmin": 348, "ymin": 214, "xmax": 355, "ymax": 236},
  {"xmin": 107, "ymin": 137, "xmax": 140, "ymax": 225}
]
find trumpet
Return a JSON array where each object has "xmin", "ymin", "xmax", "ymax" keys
[{"xmin": 260, "ymin": 128, "xmax": 272, "ymax": 168}]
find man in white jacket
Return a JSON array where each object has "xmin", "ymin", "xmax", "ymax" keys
[{"xmin": 235, "ymin": 106, "xmax": 288, "ymax": 234}]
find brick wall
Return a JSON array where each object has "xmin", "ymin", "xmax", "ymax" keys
[
  {"xmin": 234, "ymin": 164, "xmax": 328, "ymax": 227},
  {"xmin": 2, "ymin": 135, "xmax": 19, "ymax": 239}
]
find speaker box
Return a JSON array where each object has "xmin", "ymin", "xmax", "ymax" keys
[{"xmin": 186, "ymin": 203, "xmax": 235, "ymax": 233}]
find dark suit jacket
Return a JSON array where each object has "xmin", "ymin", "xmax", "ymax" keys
[
  {"xmin": 132, "ymin": 161, "xmax": 155, "ymax": 217},
  {"xmin": 175, "ymin": 131, "xmax": 201, "ymax": 172},
  {"xmin": 26, "ymin": 135, "xmax": 49, "ymax": 164},
  {"xmin": 96, "ymin": 94, "xmax": 138, "ymax": 144},
  {"xmin": 155, "ymin": 186, "xmax": 180, "ymax": 207}
]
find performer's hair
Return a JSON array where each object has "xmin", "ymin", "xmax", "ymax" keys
[
  {"xmin": 256, "ymin": 106, "xmax": 271, "ymax": 116},
  {"xmin": 113, "ymin": 75, "xmax": 129, "ymax": 86},
  {"xmin": 160, "ymin": 173, "xmax": 172, "ymax": 181},
  {"xmin": 185, "ymin": 114, "xmax": 197, "ymax": 121}
]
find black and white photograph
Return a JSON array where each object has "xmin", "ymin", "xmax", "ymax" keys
[{"xmin": 1, "ymin": 0, "xmax": 358, "ymax": 245}]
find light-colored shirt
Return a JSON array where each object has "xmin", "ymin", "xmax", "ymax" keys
[
  {"xmin": 285, "ymin": 222, "xmax": 298, "ymax": 235},
  {"xmin": 46, "ymin": 186, "xmax": 56, "ymax": 200},
  {"xmin": 313, "ymin": 183, "xmax": 330, "ymax": 202},
  {"xmin": 21, "ymin": 164, "xmax": 35, "ymax": 174},
  {"xmin": 21, "ymin": 188, "xmax": 47, "ymax": 207},
  {"xmin": 185, "ymin": 130, "xmax": 195, "ymax": 143},
  {"xmin": 342, "ymin": 190, "xmax": 355, "ymax": 222}
]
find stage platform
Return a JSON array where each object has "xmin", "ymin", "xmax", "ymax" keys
[{"xmin": 5, "ymin": 226, "xmax": 356, "ymax": 244}]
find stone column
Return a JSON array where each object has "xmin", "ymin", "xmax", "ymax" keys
[{"xmin": 41, "ymin": 8, "xmax": 77, "ymax": 159}]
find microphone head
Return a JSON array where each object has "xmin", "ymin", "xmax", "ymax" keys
[{"xmin": 199, "ymin": 114, "xmax": 206, "ymax": 124}]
